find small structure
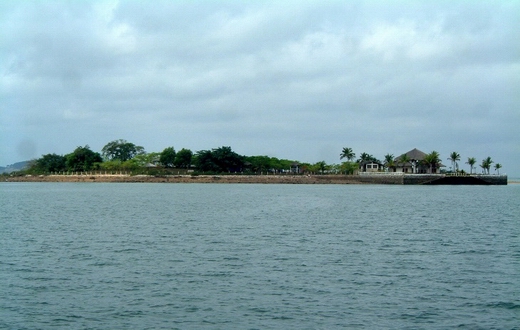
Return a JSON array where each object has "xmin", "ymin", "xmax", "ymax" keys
[
  {"xmin": 290, "ymin": 162, "xmax": 301, "ymax": 174},
  {"xmin": 392, "ymin": 148, "xmax": 444, "ymax": 174},
  {"xmin": 359, "ymin": 160, "xmax": 384, "ymax": 172}
]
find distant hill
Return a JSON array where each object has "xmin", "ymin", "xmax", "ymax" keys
[{"xmin": 0, "ymin": 161, "xmax": 30, "ymax": 174}]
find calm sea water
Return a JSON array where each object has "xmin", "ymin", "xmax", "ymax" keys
[{"xmin": 1, "ymin": 183, "xmax": 519, "ymax": 329}]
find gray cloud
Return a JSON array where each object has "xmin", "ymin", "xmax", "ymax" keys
[{"xmin": 1, "ymin": 1, "xmax": 519, "ymax": 176}]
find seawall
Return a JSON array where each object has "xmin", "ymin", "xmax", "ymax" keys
[{"xmin": 3, "ymin": 173, "xmax": 507, "ymax": 185}]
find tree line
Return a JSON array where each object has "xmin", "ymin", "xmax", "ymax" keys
[
  {"xmin": 340, "ymin": 147, "xmax": 502, "ymax": 175},
  {"xmin": 22, "ymin": 140, "xmax": 503, "ymax": 175},
  {"xmin": 24, "ymin": 140, "xmax": 303, "ymax": 175}
]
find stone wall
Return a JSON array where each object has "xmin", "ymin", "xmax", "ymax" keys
[
  {"xmin": 403, "ymin": 174, "xmax": 443, "ymax": 185},
  {"xmin": 4, "ymin": 173, "xmax": 507, "ymax": 185},
  {"xmin": 473, "ymin": 175, "xmax": 508, "ymax": 185}
]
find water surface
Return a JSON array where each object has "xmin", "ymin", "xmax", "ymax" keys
[{"xmin": 1, "ymin": 183, "xmax": 519, "ymax": 329}]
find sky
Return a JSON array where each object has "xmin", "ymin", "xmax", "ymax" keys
[{"xmin": 1, "ymin": 1, "xmax": 519, "ymax": 176}]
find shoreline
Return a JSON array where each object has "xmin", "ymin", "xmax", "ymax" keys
[
  {"xmin": 3, "ymin": 174, "xmax": 509, "ymax": 185},
  {"xmin": 4, "ymin": 174, "xmax": 367, "ymax": 184}
]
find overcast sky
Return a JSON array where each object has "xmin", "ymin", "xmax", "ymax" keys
[{"xmin": 1, "ymin": 1, "xmax": 519, "ymax": 175}]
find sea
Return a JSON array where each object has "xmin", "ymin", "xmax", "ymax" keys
[{"xmin": 1, "ymin": 182, "xmax": 519, "ymax": 329}]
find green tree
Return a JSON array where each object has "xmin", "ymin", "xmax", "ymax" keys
[
  {"xmin": 133, "ymin": 152, "xmax": 160, "ymax": 167},
  {"xmin": 466, "ymin": 157, "xmax": 476, "ymax": 174},
  {"xmin": 423, "ymin": 151, "xmax": 440, "ymax": 174},
  {"xmin": 341, "ymin": 161, "xmax": 357, "ymax": 175},
  {"xmin": 314, "ymin": 161, "xmax": 328, "ymax": 174},
  {"xmin": 160, "ymin": 147, "xmax": 176, "ymax": 168},
  {"xmin": 99, "ymin": 160, "xmax": 123, "ymax": 172},
  {"xmin": 194, "ymin": 150, "xmax": 217, "ymax": 172},
  {"xmin": 448, "ymin": 151, "xmax": 461, "ymax": 172},
  {"xmin": 398, "ymin": 153, "xmax": 410, "ymax": 172},
  {"xmin": 330, "ymin": 163, "xmax": 341, "ymax": 174},
  {"xmin": 101, "ymin": 139, "xmax": 145, "ymax": 162},
  {"xmin": 174, "ymin": 148, "xmax": 193, "ymax": 169},
  {"xmin": 195, "ymin": 146, "xmax": 244, "ymax": 173},
  {"xmin": 32, "ymin": 153, "xmax": 67, "ymax": 173},
  {"xmin": 212, "ymin": 146, "xmax": 244, "ymax": 173},
  {"xmin": 357, "ymin": 152, "xmax": 372, "ymax": 163},
  {"xmin": 494, "ymin": 163, "xmax": 502, "ymax": 175},
  {"xmin": 384, "ymin": 153, "xmax": 395, "ymax": 171},
  {"xmin": 340, "ymin": 147, "xmax": 355, "ymax": 162},
  {"xmin": 66, "ymin": 145, "xmax": 103, "ymax": 172},
  {"xmin": 245, "ymin": 155, "xmax": 272, "ymax": 173},
  {"xmin": 480, "ymin": 157, "xmax": 493, "ymax": 174}
]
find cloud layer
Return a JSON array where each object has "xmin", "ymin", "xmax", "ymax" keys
[{"xmin": 1, "ymin": 1, "xmax": 519, "ymax": 175}]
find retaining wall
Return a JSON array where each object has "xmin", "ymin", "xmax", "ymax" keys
[{"xmin": 4, "ymin": 173, "xmax": 507, "ymax": 185}]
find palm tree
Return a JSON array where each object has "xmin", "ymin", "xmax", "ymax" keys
[
  {"xmin": 340, "ymin": 147, "xmax": 355, "ymax": 162},
  {"xmin": 314, "ymin": 161, "xmax": 328, "ymax": 174},
  {"xmin": 384, "ymin": 153, "xmax": 395, "ymax": 172},
  {"xmin": 494, "ymin": 163, "xmax": 502, "ymax": 175},
  {"xmin": 466, "ymin": 157, "xmax": 476, "ymax": 174},
  {"xmin": 448, "ymin": 152, "xmax": 461, "ymax": 173},
  {"xmin": 397, "ymin": 153, "xmax": 410, "ymax": 172},
  {"xmin": 480, "ymin": 157, "xmax": 493, "ymax": 174},
  {"xmin": 423, "ymin": 151, "xmax": 441, "ymax": 173},
  {"xmin": 357, "ymin": 152, "xmax": 372, "ymax": 163},
  {"xmin": 341, "ymin": 161, "xmax": 357, "ymax": 175}
]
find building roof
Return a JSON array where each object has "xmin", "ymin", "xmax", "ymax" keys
[
  {"xmin": 394, "ymin": 148, "xmax": 446, "ymax": 167},
  {"xmin": 395, "ymin": 148, "xmax": 427, "ymax": 162}
]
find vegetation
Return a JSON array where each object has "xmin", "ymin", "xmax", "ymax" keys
[
  {"xmin": 340, "ymin": 147, "xmax": 355, "ymax": 162},
  {"xmin": 174, "ymin": 148, "xmax": 193, "ymax": 169},
  {"xmin": 66, "ymin": 145, "xmax": 103, "ymax": 172},
  {"xmin": 480, "ymin": 157, "xmax": 493, "ymax": 174},
  {"xmin": 466, "ymin": 157, "xmax": 477, "ymax": 174},
  {"xmin": 448, "ymin": 152, "xmax": 461, "ymax": 172},
  {"xmin": 423, "ymin": 151, "xmax": 441, "ymax": 174},
  {"xmin": 159, "ymin": 147, "xmax": 176, "ymax": 168},
  {"xmin": 357, "ymin": 152, "xmax": 379, "ymax": 164},
  {"xmin": 102, "ymin": 139, "xmax": 145, "ymax": 162},
  {"xmin": 32, "ymin": 153, "xmax": 67, "ymax": 173},
  {"xmin": 194, "ymin": 146, "xmax": 244, "ymax": 173},
  {"xmin": 494, "ymin": 163, "xmax": 502, "ymax": 175},
  {"xmin": 340, "ymin": 161, "xmax": 357, "ymax": 175},
  {"xmin": 398, "ymin": 153, "xmax": 410, "ymax": 167},
  {"xmin": 15, "ymin": 141, "xmax": 503, "ymax": 176},
  {"xmin": 384, "ymin": 153, "xmax": 395, "ymax": 171}
]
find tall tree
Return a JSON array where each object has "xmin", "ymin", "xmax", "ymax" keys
[
  {"xmin": 448, "ymin": 152, "xmax": 461, "ymax": 172},
  {"xmin": 423, "ymin": 151, "xmax": 440, "ymax": 174},
  {"xmin": 398, "ymin": 153, "xmax": 410, "ymax": 171},
  {"xmin": 66, "ymin": 145, "xmax": 103, "ymax": 172},
  {"xmin": 195, "ymin": 146, "xmax": 244, "ymax": 173},
  {"xmin": 159, "ymin": 147, "xmax": 176, "ymax": 168},
  {"xmin": 384, "ymin": 153, "xmax": 395, "ymax": 171},
  {"xmin": 357, "ymin": 152, "xmax": 374, "ymax": 163},
  {"xmin": 340, "ymin": 147, "xmax": 355, "ymax": 162},
  {"xmin": 174, "ymin": 148, "xmax": 193, "ymax": 169},
  {"xmin": 480, "ymin": 157, "xmax": 493, "ymax": 174},
  {"xmin": 194, "ymin": 150, "xmax": 217, "ymax": 172},
  {"xmin": 245, "ymin": 155, "xmax": 272, "ymax": 173},
  {"xmin": 314, "ymin": 161, "xmax": 328, "ymax": 174},
  {"xmin": 494, "ymin": 163, "xmax": 502, "ymax": 175},
  {"xmin": 33, "ymin": 153, "xmax": 67, "ymax": 173},
  {"xmin": 212, "ymin": 146, "xmax": 244, "ymax": 172},
  {"xmin": 466, "ymin": 157, "xmax": 476, "ymax": 174},
  {"xmin": 101, "ymin": 139, "xmax": 145, "ymax": 162}
]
